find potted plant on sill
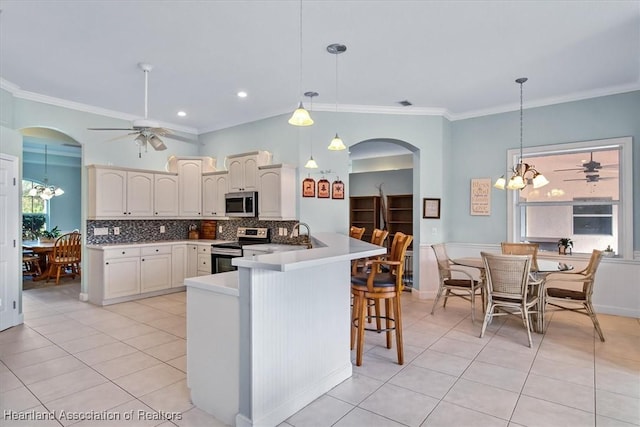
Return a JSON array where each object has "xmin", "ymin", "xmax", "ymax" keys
[
  {"xmin": 557, "ymin": 238, "xmax": 573, "ymax": 255},
  {"xmin": 40, "ymin": 226, "xmax": 61, "ymax": 243}
]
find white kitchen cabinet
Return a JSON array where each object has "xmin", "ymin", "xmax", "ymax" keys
[
  {"xmin": 102, "ymin": 248, "xmax": 141, "ymax": 300},
  {"xmin": 88, "ymin": 166, "xmax": 153, "ymax": 218},
  {"xmin": 227, "ymin": 151, "xmax": 272, "ymax": 192},
  {"xmin": 187, "ymin": 244, "xmax": 199, "ymax": 278},
  {"xmin": 202, "ymin": 171, "xmax": 229, "ymax": 218},
  {"xmin": 172, "ymin": 244, "xmax": 187, "ymax": 287},
  {"xmin": 196, "ymin": 244, "xmax": 212, "ymax": 276},
  {"xmin": 154, "ymin": 173, "xmax": 179, "ymax": 217},
  {"xmin": 258, "ymin": 164, "xmax": 297, "ymax": 220},
  {"xmin": 140, "ymin": 246, "xmax": 172, "ymax": 293},
  {"xmin": 178, "ymin": 158, "xmax": 202, "ymax": 217},
  {"xmin": 127, "ymin": 171, "xmax": 154, "ymax": 217}
]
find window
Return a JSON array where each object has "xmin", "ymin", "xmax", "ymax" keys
[
  {"xmin": 22, "ymin": 179, "xmax": 48, "ymax": 239},
  {"xmin": 507, "ymin": 137, "xmax": 632, "ymax": 258}
]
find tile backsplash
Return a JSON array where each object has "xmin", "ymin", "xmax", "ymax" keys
[{"xmin": 86, "ymin": 218, "xmax": 303, "ymax": 245}]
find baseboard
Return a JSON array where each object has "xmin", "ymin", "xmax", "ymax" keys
[
  {"xmin": 594, "ymin": 304, "xmax": 640, "ymax": 319},
  {"xmin": 410, "ymin": 288, "xmax": 436, "ymax": 300},
  {"xmin": 78, "ymin": 292, "xmax": 88, "ymax": 302}
]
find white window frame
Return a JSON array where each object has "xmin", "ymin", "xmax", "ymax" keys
[{"xmin": 506, "ymin": 136, "xmax": 633, "ymax": 259}]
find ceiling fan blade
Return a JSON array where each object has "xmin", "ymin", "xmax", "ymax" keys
[
  {"xmin": 103, "ymin": 132, "xmax": 140, "ymax": 143},
  {"xmin": 88, "ymin": 127, "xmax": 135, "ymax": 131},
  {"xmin": 554, "ymin": 167, "xmax": 585, "ymax": 172}
]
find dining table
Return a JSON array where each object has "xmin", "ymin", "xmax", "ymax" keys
[
  {"xmin": 22, "ymin": 240, "xmax": 56, "ymax": 281},
  {"xmin": 452, "ymin": 256, "xmax": 573, "ymax": 333}
]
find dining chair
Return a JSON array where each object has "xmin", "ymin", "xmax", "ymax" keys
[
  {"xmin": 349, "ymin": 226, "xmax": 366, "ymax": 240},
  {"xmin": 544, "ymin": 249, "xmax": 605, "ymax": 341},
  {"xmin": 430, "ymin": 243, "xmax": 483, "ymax": 323},
  {"xmin": 480, "ymin": 252, "xmax": 538, "ymax": 347},
  {"xmin": 351, "ymin": 232, "xmax": 413, "ymax": 366},
  {"xmin": 22, "ymin": 252, "xmax": 42, "ymax": 277},
  {"xmin": 47, "ymin": 232, "xmax": 82, "ymax": 285},
  {"xmin": 501, "ymin": 242, "xmax": 540, "ymax": 272}
]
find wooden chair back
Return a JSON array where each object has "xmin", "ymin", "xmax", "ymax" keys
[
  {"xmin": 52, "ymin": 232, "xmax": 82, "ymax": 264},
  {"xmin": 370, "ymin": 228, "xmax": 389, "ymax": 246},
  {"xmin": 386, "ymin": 232, "xmax": 413, "ymax": 283},
  {"xmin": 501, "ymin": 242, "xmax": 539, "ymax": 271},
  {"xmin": 350, "ymin": 226, "xmax": 365, "ymax": 240}
]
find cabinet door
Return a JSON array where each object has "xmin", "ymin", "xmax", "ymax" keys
[
  {"xmin": 178, "ymin": 159, "xmax": 202, "ymax": 217},
  {"xmin": 227, "ymin": 157, "xmax": 244, "ymax": 192},
  {"xmin": 104, "ymin": 257, "xmax": 141, "ymax": 299},
  {"xmin": 171, "ymin": 245, "xmax": 187, "ymax": 287},
  {"xmin": 94, "ymin": 169, "xmax": 127, "ymax": 218},
  {"xmin": 196, "ymin": 252, "xmax": 211, "ymax": 276},
  {"xmin": 127, "ymin": 172, "xmax": 154, "ymax": 217},
  {"xmin": 242, "ymin": 156, "xmax": 259, "ymax": 191},
  {"xmin": 203, "ymin": 173, "xmax": 228, "ymax": 218},
  {"xmin": 155, "ymin": 174, "xmax": 179, "ymax": 217},
  {"xmin": 258, "ymin": 169, "xmax": 281, "ymax": 219},
  {"xmin": 141, "ymin": 254, "xmax": 172, "ymax": 293},
  {"xmin": 186, "ymin": 244, "xmax": 198, "ymax": 278}
]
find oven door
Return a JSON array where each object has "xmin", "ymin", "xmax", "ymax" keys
[{"xmin": 211, "ymin": 249, "xmax": 241, "ymax": 274}]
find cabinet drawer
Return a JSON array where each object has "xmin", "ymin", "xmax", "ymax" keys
[
  {"xmin": 197, "ymin": 253, "xmax": 211, "ymax": 269},
  {"xmin": 197, "ymin": 245, "xmax": 211, "ymax": 254},
  {"xmin": 104, "ymin": 247, "xmax": 141, "ymax": 259},
  {"xmin": 141, "ymin": 245, "xmax": 172, "ymax": 256}
]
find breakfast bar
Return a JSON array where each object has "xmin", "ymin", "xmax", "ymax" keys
[{"xmin": 185, "ymin": 232, "xmax": 386, "ymax": 427}]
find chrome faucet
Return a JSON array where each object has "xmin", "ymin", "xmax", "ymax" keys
[{"xmin": 290, "ymin": 222, "xmax": 312, "ymax": 248}]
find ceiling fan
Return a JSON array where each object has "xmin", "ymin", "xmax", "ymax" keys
[
  {"xmin": 563, "ymin": 174, "xmax": 617, "ymax": 183},
  {"xmin": 88, "ymin": 63, "xmax": 196, "ymax": 157},
  {"xmin": 554, "ymin": 152, "xmax": 618, "ymax": 174}
]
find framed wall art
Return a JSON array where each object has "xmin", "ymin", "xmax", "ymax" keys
[
  {"xmin": 302, "ymin": 176, "xmax": 316, "ymax": 198},
  {"xmin": 317, "ymin": 178, "xmax": 330, "ymax": 198},
  {"xmin": 332, "ymin": 179, "xmax": 344, "ymax": 199},
  {"xmin": 470, "ymin": 178, "xmax": 491, "ymax": 216},
  {"xmin": 423, "ymin": 198, "xmax": 441, "ymax": 219}
]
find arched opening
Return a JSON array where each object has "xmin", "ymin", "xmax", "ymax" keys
[
  {"xmin": 349, "ymin": 138, "xmax": 419, "ymax": 288},
  {"xmin": 21, "ymin": 127, "xmax": 82, "ymax": 291}
]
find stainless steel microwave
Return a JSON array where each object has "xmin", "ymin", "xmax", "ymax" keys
[{"xmin": 225, "ymin": 191, "xmax": 258, "ymax": 217}]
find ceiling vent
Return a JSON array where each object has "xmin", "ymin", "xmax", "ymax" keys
[{"xmin": 397, "ymin": 100, "xmax": 412, "ymax": 106}]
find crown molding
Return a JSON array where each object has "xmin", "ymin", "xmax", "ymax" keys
[{"xmin": 1, "ymin": 78, "xmax": 199, "ymax": 135}]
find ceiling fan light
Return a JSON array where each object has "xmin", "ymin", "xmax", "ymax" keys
[
  {"xmin": 304, "ymin": 156, "xmax": 319, "ymax": 169},
  {"xmin": 288, "ymin": 102, "xmax": 314, "ymax": 126},
  {"xmin": 135, "ymin": 134, "xmax": 147, "ymax": 146},
  {"xmin": 532, "ymin": 173, "xmax": 550, "ymax": 189},
  {"xmin": 327, "ymin": 133, "xmax": 346, "ymax": 151},
  {"xmin": 148, "ymin": 134, "xmax": 166, "ymax": 150},
  {"xmin": 493, "ymin": 176, "xmax": 506, "ymax": 190}
]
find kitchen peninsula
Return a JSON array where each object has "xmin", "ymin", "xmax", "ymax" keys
[{"xmin": 185, "ymin": 232, "xmax": 386, "ymax": 427}]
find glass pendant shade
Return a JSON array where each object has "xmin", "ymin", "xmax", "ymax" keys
[
  {"xmin": 304, "ymin": 156, "xmax": 319, "ymax": 169},
  {"xmin": 532, "ymin": 173, "xmax": 550, "ymax": 188},
  {"xmin": 288, "ymin": 102, "xmax": 314, "ymax": 126},
  {"xmin": 507, "ymin": 175, "xmax": 525, "ymax": 190},
  {"xmin": 29, "ymin": 145, "xmax": 64, "ymax": 200},
  {"xmin": 327, "ymin": 133, "xmax": 346, "ymax": 151},
  {"xmin": 493, "ymin": 176, "xmax": 506, "ymax": 190}
]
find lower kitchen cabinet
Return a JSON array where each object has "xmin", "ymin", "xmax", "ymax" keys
[
  {"xmin": 140, "ymin": 246, "xmax": 172, "ymax": 293},
  {"xmin": 104, "ymin": 256, "xmax": 141, "ymax": 299},
  {"xmin": 172, "ymin": 244, "xmax": 187, "ymax": 287}
]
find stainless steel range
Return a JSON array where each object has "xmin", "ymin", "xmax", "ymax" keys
[{"xmin": 210, "ymin": 227, "xmax": 271, "ymax": 274}]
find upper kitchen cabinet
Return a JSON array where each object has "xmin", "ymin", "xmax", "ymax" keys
[
  {"xmin": 227, "ymin": 151, "xmax": 273, "ymax": 192},
  {"xmin": 88, "ymin": 165, "xmax": 154, "ymax": 219},
  {"xmin": 258, "ymin": 164, "xmax": 296, "ymax": 220},
  {"xmin": 154, "ymin": 172, "xmax": 179, "ymax": 217},
  {"xmin": 177, "ymin": 158, "xmax": 202, "ymax": 217},
  {"xmin": 202, "ymin": 171, "xmax": 229, "ymax": 218}
]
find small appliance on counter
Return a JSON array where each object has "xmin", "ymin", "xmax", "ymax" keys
[
  {"xmin": 188, "ymin": 224, "xmax": 199, "ymax": 240},
  {"xmin": 210, "ymin": 227, "xmax": 271, "ymax": 274}
]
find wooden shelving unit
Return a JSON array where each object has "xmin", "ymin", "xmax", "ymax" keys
[
  {"xmin": 349, "ymin": 196, "xmax": 381, "ymax": 243},
  {"xmin": 386, "ymin": 194, "xmax": 413, "ymax": 248}
]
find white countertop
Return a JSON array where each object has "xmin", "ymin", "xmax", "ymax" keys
[
  {"xmin": 185, "ymin": 271, "xmax": 239, "ymax": 296},
  {"xmin": 233, "ymin": 232, "xmax": 386, "ymax": 272}
]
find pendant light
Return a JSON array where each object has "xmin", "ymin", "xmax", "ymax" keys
[
  {"xmin": 494, "ymin": 77, "xmax": 549, "ymax": 190},
  {"xmin": 304, "ymin": 91, "xmax": 319, "ymax": 168},
  {"xmin": 288, "ymin": 0, "xmax": 313, "ymax": 126},
  {"xmin": 327, "ymin": 43, "xmax": 347, "ymax": 150},
  {"xmin": 28, "ymin": 145, "xmax": 64, "ymax": 200}
]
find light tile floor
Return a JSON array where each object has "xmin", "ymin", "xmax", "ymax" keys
[{"xmin": 1, "ymin": 282, "xmax": 638, "ymax": 426}]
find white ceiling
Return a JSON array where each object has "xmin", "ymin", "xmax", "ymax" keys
[{"xmin": 1, "ymin": 1, "xmax": 638, "ymax": 136}]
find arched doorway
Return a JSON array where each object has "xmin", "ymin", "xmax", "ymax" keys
[
  {"xmin": 349, "ymin": 138, "xmax": 419, "ymax": 288},
  {"xmin": 21, "ymin": 127, "xmax": 82, "ymax": 292}
]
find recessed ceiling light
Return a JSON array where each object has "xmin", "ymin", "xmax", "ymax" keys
[
  {"xmin": 177, "ymin": 111, "xmax": 187, "ymax": 117},
  {"xmin": 237, "ymin": 91, "xmax": 248, "ymax": 98}
]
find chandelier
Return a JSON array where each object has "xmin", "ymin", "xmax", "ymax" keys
[
  {"xmin": 28, "ymin": 145, "xmax": 64, "ymax": 200},
  {"xmin": 494, "ymin": 77, "xmax": 549, "ymax": 190}
]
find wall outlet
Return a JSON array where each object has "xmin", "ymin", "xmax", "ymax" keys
[
  {"xmin": 432, "ymin": 227, "xmax": 438, "ymax": 235},
  {"xmin": 283, "ymin": 228, "xmax": 288, "ymax": 236},
  {"xmin": 160, "ymin": 225, "xmax": 166, "ymax": 233},
  {"xmin": 113, "ymin": 227, "xmax": 120, "ymax": 235},
  {"xmin": 94, "ymin": 227, "xmax": 108, "ymax": 236},
  {"xmin": 218, "ymin": 225, "xmax": 223, "ymax": 233}
]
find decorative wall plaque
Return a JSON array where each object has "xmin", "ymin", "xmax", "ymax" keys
[
  {"xmin": 302, "ymin": 176, "xmax": 316, "ymax": 197},
  {"xmin": 317, "ymin": 178, "xmax": 330, "ymax": 198},
  {"xmin": 470, "ymin": 178, "xmax": 491, "ymax": 216},
  {"xmin": 332, "ymin": 179, "xmax": 344, "ymax": 199}
]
